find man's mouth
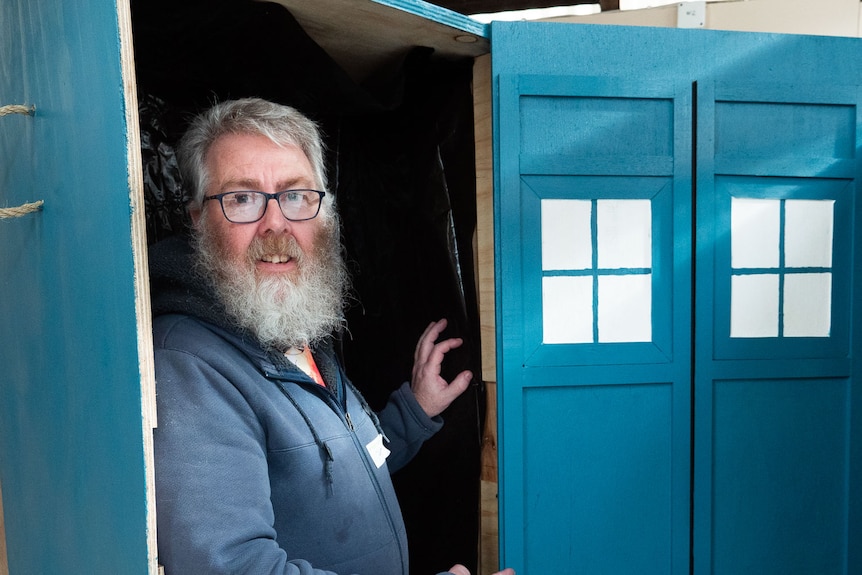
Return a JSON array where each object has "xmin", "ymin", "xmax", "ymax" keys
[{"xmin": 260, "ymin": 254, "xmax": 293, "ymax": 264}]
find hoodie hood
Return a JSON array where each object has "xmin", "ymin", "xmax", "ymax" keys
[{"xmin": 148, "ymin": 233, "xmax": 229, "ymax": 327}]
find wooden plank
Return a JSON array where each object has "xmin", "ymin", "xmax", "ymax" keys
[
  {"xmin": 265, "ymin": 0, "xmax": 489, "ymax": 82},
  {"xmin": 473, "ymin": 52, "xmax": 500, "ymax": 574},
  {"xmin": 473, "ymin": 53, "xmax": 496, "ymax": 382},
  {"xmin": 479, "ymin": 383, "xmax": 500, "ymax": 574}
]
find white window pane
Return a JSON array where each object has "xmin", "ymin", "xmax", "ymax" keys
[
  {"xmin": 597, "ymin": 274, "xmax": 652, "ymax": 343},
  {"xmin": 732, "ymin": 198, "xmax": 780, "ymax": 269},
  {"xmin": 597, "ymin": 200, "xmax": 652, "ymax": 269},
  {"xmin": 785, "ymin": 200, "xmax": 834, "ymax": 268},
  {"xmin": 784, "ymin": 273, "xmax": 832, "ymax": 337},
  {"xmin": 731, "ymin": 274, "xmax": 779, "ymax": 337},
  {"xmin": 543, "ymin": 276, "xmax": 594, "ymax": 343},
  {"xmin": 542, "ymin": 199, "xmax": 592, "ymax": 271}
]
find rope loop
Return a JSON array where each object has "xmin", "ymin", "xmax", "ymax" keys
[
  {"xmin": 0, "ymin": 200, "xmax": 44, "ymax": 219},
  {"xmin": 0, "ymin": 104, "xmax": 35, "ymax": 118}
]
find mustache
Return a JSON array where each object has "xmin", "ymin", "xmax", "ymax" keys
[{"xmin": 246, "ymin": 234, "xmax": 306, "ymax": 265}]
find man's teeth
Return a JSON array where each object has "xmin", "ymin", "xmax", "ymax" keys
[{"xmin": 261, "ymin": 254, "xmax": 291, "ymax": 263}]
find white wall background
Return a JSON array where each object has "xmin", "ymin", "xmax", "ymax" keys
[{"xmin": 472, "ymin": 0, "xmax": 861, "ymax": 38}]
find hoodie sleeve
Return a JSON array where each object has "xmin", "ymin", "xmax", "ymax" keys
[
  {"xmin": 377, "ymin": 381, "xmax": 443, "ymax": 473},
  {"xmin": 153, "ymin": 344, "xmax": 347, "ymax": 575}
]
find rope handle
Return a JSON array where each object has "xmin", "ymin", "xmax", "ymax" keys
[
  {"xmin": 0, "ymin": 104, "xmax": 43, "ymax": 219},
  {"xmin": 0, "ymin": 200, "xmax": 44, "ymax": 219},
  {"xmin": 0, "ymin": 104, "xmax": 34, "ymax": 118}
]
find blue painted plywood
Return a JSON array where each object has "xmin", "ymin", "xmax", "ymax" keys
[{"xmin": 0, "ymin": 1, "xmax": 151, "ymax": 573}]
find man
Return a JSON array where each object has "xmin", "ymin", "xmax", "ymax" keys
[{"xmin": 150, "ymin": 98, "xmax": 513, "ymax": 575}]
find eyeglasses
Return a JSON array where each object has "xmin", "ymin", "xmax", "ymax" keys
[{"xmin": 204, "ymin": 190, "xmax": 326, "ymax": 224}]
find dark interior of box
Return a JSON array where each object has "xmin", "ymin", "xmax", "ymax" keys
[{"xmin": 132, "ymin": 0, "xmax": 483, "ymax": 572}]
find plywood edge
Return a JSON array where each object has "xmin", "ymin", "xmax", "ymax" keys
[
  {"xmin": 479, "ymin": 380, "xmax": 499, "ymax": 574},
  {"xmin": 371, "ymin": 0, "xmax": 487, "ymax": 36},
  {"xmin": 117, "ymin": 0, "xmax": 159, "ymax": 573},
  {"xmin": 473, "ymin": 53, "xmax": 495, "ymax": 383},
  {"xmin": 473, "ymin": 52, "xmax": 499, "ymax": 575}
]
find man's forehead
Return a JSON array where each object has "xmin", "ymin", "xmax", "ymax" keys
[
  {"xmin": 207, "ymin": 133, "xmax": 307, "ymax": 164},
  {"xmin": 206, "ymin": 135, "xmax": 316, "ymax": 192}
]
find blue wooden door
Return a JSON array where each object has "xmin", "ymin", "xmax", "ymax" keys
[
  {"xmin": 693, "ymin": 81, "xmax": 862, "ymax": 574},
  {"xmin": 494, "ymin": 73, "xmax": 693, "ymax": 575},
  {"xmin": 0, "ymin": 1, "xmax": 157, "ymax": 573},
  {"xmin": 492, "ymin": 21, "xmax": 862, "ymax": 574}
]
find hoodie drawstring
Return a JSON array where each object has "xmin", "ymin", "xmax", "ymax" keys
[{"xmin": 273, "ymin": 380, "xmax": 335, "ymax": 495}]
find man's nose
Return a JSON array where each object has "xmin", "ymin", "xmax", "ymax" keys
[{"xmin": 259, "ymin": 197, "xmax": 292, "ymax": 233}]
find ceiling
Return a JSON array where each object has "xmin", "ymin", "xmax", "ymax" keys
[{"xmin": 428, "ymin": 0, "xmax": 620, "ymax": 15}]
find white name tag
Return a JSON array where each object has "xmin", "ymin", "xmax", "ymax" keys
[{"xmin": 366, "ymin": 433, "xmax": 391, "ymax": 468}]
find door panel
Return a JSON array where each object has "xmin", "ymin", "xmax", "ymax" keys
[
  {"xmin": 709, "ymin": 377, "xmax": 850, "ymax": 574},
  {"xmin": 0, "ymin": 1, "xmax": 156, "ymax": 573},
  {"xmin": 523, "ymin": 383, "xmax": 675, "ymax": 574}
]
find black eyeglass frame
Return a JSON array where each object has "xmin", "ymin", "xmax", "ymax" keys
[{"xmin": 203, "ymin": 189, "xmax": 326, "ymax": 224}]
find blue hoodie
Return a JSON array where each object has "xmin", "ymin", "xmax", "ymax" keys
[{"xmin": 151, "ymin": 236, "xmax": 445, "ymax": 575}]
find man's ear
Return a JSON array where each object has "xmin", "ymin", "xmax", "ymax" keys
[{"xmin": 189, "ymin": 204, "xmax": 202, "ymax": 227}]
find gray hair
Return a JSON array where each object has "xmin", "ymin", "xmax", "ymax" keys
[{"xmin": 177, "ymin": 98, "xmax": 329, "ymax": 213}]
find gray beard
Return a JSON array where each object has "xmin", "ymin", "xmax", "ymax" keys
[{"xmin": 194, "ymin": 217, "xmax": 349, "ymax": 351}]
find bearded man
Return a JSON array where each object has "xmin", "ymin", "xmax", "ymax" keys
[{"xmin": 149, "ymin": 98, "xmax": 513, "ymax": 575}]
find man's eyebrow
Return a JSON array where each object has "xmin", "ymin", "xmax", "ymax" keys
[
  {"xmin": 217, "ymin": 178, "xmax": 261, "ymax": 192},
  {"xmin": 276, "ymin": 177, "xmax": 316, "ymax": 190},
  {"xmin": 217, "ymin": 177, "xmax": 315, "ymax": 192}
]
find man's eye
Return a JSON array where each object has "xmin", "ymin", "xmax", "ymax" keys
[{"xmin": 232, "ymin": 192, "xmax": 255, "ymax": 204}]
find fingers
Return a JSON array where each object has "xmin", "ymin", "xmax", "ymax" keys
[
  {"xmin": 447, "ymin": 564, "xmax": 514, "ymax": 575},
  {"xmin": 415, "ymin": 319, "xmax": 464, "ymax": 368},
  {"xmin": 411, "ymin": 318, "xmax": 473, "ymax": 417},
  {"xmin": 426, "ymin": 337, "xmax": 464, "ymax": 370},
  {"xmin": 415, "ymin": 368, "xmax": 473, "ymax": 418},
  {"xmin": 414, "ymin": 322, "xmax": 433, "ymax": 362},
  {"xmin": 413, "ymin": 336, "xmax": 465, "ymax": 391},
  {"xmin": 415, "ymin": 318, "xmax": 448, "ymax": 362},
  {"xmin": 448, "ymin": 369, "xmax": 473, "ymax": 398}
]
